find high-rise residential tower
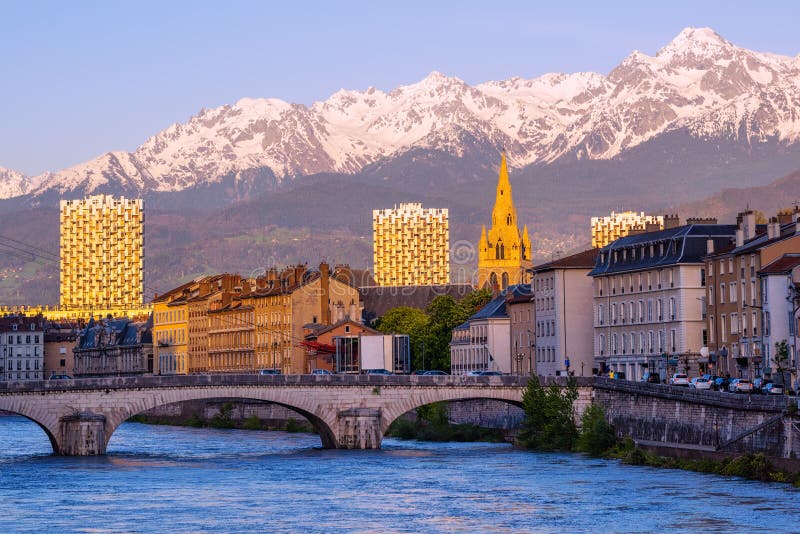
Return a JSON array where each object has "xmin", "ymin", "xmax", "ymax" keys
[
  {"xmin": 591, "ymin": 211, "xmax": 665, "ymax": 248},
  {"xmin": 60, "ymin": 194, "xmax": 144, "ymax": 310},
  {"xmin": 372, "ymin": 203, "xmax": 449, "ymax": 286},
  {"xmin": 477, "ymin": 153, "xmax": 531, "ymax": 290}
]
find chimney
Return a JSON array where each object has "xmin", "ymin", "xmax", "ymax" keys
[
  {"xmin": 738, "ymin": 210, "xmax": 756, "ymax": 241},
  {"xmin": 663, "ymin": 214, "xmax": 680, "ymax": 229},
  {"xmin": 767, "ymin": 217, "xmax": 780, "ymax": 240},
  {"xmin": 706, "ymin": 238, "xmax": 715, "ymax": 255},
  {"xmin": 320, "ymin": 262, "xmax": 331, "ymax": 324}
]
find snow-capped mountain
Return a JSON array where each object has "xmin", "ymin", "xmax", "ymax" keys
[
  {"xmin": 0, "ymin": 167, "xmax": 35, "ymax": 198},
  {"xmin": 3, "ymin": 27, "xmax": 800, "ymax": 200}
]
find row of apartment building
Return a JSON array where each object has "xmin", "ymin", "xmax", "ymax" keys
[
  {"xmin": 450, "ymin": 209, "xmax": 800, "ymax": 384},
  {"xmin": 0, "ymin": 316, "xmax": 79, "ymax": 381}
]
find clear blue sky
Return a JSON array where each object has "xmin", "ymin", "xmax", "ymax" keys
[{"xmin": 2, "ymin": 0, "xmax": 799, "ymax": 175}]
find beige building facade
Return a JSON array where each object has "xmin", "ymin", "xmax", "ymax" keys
[{"xmin": 532, "ymin": 249, "xmax": 598, "ymax": 377}]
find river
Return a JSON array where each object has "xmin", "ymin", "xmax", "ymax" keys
[{"xmin": 1, "ymin": 416, "xmax": 799, "ymax": 533}]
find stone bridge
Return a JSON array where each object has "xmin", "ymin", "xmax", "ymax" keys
[{"xmin": 1, "ymin": 374, "xmax": 585, "ymax": 456}]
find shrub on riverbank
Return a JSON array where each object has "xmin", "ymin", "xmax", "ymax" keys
[
  {"xmin": 576, "ymin": 405, "xmax": 616, "ymax": 456},
  {"xmin": 606, "ymin": 438, "xmax": 797, "ymax": 484},
  {"xmin": 518, "ymin": 376, "xmax": 578, "ymax": 451}
]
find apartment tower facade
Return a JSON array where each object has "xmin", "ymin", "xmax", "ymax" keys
[
  {"xmin": 372, "ymin": 203, "xmax": 449, "ymax": 286},
  {"xmin": 60, "ymin": 194, "xmax": 144, "ymax": 310}
]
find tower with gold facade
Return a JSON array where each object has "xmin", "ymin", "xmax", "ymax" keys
[
  {"xmin": 373, "ymin": 202, "xmax": 449, "ymax": 286},
  {"xmin": 60, "ymin": 194, "xmax": 144, "ymax": 310},
  {"xmin": 477, "ymin": 154, "xmax": 531, "ymax": 289}
]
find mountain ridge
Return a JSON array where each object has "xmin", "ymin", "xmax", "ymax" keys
[{"xmin": 2, "ymin": 27, "xmax": 800, "ymax": 201}]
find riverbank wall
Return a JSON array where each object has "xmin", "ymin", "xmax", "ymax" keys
[{"xmin": 592, "ymin": 378, "xmax": 800, "ymax": 469}]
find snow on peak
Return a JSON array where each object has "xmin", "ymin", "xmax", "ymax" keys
[
  {"xmin": 0, "ymin": 166, "xmax": 32, "ymax": 199},
  {"xmin": 11, "ymin": 27, "xmax": 800, "ymax": 200}
]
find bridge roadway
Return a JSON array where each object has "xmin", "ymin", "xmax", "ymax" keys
[{"xmin": 0, "ymin": 374, "xmax": 555, "ymax": 456}]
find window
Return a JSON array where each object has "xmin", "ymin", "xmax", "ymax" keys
[
  {"xmin": 700, "ymin": 268, "xmax": 706, "ymax": 287},
  {"xmin": 752, "ymin": 311, "xmax": 757, "ymax": 337},
  {"xmin": 648, "ymin": 331, "xmax": 654, "ymax": 353},
  {"xmin": 656, "ymin": 299, "xmax": 663, "ymax": 321},
  {"xmin": 719, "ymin": 283, "xmax": 725, "ymax": 304},
  {"xmin": 670, "ymin": 329, "xmax": 676, "ymax": 352},
  {"xmin": 764, "ymin": 312, "xmax": 770, "ymax": 337},
  {"xmin": 721, "ymin": 315, "xmax": 727, "ymax": 342},
  {"xmin": 708, "ymin": 285, "xmax": 715, "ymax": 306},
  {"xmin": 669, "ymin": 298, "xmax": 676, "ymax": 321},
  {"xmin": 647, "ymin": 300, "xmax": 653, "ymax": 322},
  {"xmin": 599, "ymin": 334, "xmax": 605, "ymax": 355},
  {"xmin": 709, "ymin": 317, "xmax": 715, "ymax": 343},
  {"xmin": 730, "ymin": 313, "xmax": 738, "ymax": 335},
  {"xmin": 719, "ymin": 259, "xmax": 725, "ymax": 275},
  {"xmin": 729, "ymin": 283, "xmax": 737, "ymax": 303},
  {"xmin": 598, "ymin": 305, "xmax": 604, "ymax": 325}
]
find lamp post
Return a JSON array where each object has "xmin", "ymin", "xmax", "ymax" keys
[{"xmin": 527, "ymin": 329, "xmax": 535, "ymax": 377}]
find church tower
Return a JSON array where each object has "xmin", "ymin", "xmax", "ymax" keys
[{"xmin": 477, "ymin": 153, "xmax": 532, "ymax": 289}]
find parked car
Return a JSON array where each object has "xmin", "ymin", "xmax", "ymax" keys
[
  {"xmin": 258, "ymin": 369, "xmax": 281, "ymax": 375},
  {"xmin": 641, "ymin": 372, "xmax": 661, "ymax": 384},
  {"xmin": 364, "ymin": 369, "xmax": 394, "ymax": 375},
  {"xmin": 410, "ymin": 370, "xmax": 428, "ymax": 375},
  {"xmin": 422, "ymin": 370, "xmax": 448, "ymax": 376},
  {"xmin": 477, "ymin": 371, "xmax": 504, "ymax": 376},
  {"xmin": 763, "ymin": 383, "xmax": 784, "ymax": 395},
  {"xmin": 670, "ymin": 373, "xmax": 690, "ymax": 386},
  {"xmin": 730, "ymin": 378, "xmax": 754, "ymax": 393},
  {"xmin": 49, "ymin": 374, "xmax": 73, "ymax": 380},
  {"xmin": 310, "ymin": 369, "xmax": 332, "ymax": 375},
  {"xmin": 689, "ymin": 377, "xmax": 712, "ymax": 390}
]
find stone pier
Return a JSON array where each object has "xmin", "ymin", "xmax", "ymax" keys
[
  {"xmin": 335, "ymin": 407, "xmax": 382, "ymax": 449},
  {"xmin": 59, "ymin": 412, "xmax": 107, "ymax": 456}
]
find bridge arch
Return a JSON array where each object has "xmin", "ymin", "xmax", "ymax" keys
[
  {"xmin": 0, "ymin": 397, "xmax": 61, "ymax": 454},
  {"xmin": 101, "ymin": 388, "xmax": 340, "ymax": 451},
  {"xmin": 380, "ymin": 390, "xmax": 524, "ymax": 437}
]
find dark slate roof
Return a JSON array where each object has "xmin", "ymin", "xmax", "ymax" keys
[
  {"xmin": 469, "ymin": 293, "xmax": 508, "ymax": 320},
  {"xmin": 453, "ymin": 321, "xmax": 470, "ymax": 331},
  {"xmin": 759, "ymin": 254, "xmax": 800, "ymax": 275},
  {"xmin": 711, "ymin": 221, "xmax": 796, "ymax": 257},
  {"xmin": 506, "ymin": 283, "xmax": 533, "ymax": 304},
  {"xmin": 589, "ymin": 224, "xmax": 738, "ymax": 277},
  {"xmin": 533, "ymin": 249, "xmax": 599, "ymax": 272},
  {"xmin": 77, "ymin": 315, "xmax": 152, "ymax": 350},
  {"xmin": 359, "ymin": 284, "xmax": 475, "ymax": 323}
]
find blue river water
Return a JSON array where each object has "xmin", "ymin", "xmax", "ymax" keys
[{"xmin": 1, "ymin": 415, "xmax": 800, "ymax": 533}]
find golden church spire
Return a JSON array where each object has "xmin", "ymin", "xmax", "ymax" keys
[{"xmin": 477, "ymin": 152, "xmax": 532, "ymax": 289}]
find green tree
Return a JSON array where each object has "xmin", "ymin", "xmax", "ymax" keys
[
  {"xmin": 576, "ymin": 405, "xmax": 616, "ymax": 456},
  {"xmin": 376, "ymin": 306, "xmax": 429, "ymax": 369},
  {"xmin": 774, "ymin": 340, "xmax": 791, "ymax": 388},
  {"xmin": 458, "ymin": 288, "xmax": 493, "ymax": 318},
  {"xmin": 518, "ymin": 376, "xmax": 578, "ymax": 451}
]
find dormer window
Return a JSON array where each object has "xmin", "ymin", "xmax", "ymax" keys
[{"xmin": 11, "ymin": 324, "xmax": 17, "ymax": 331}]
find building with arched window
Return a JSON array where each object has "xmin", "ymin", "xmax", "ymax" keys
[{"xmin": 477, "ymin": 153, "xmax": 531, "ymax": 290}]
